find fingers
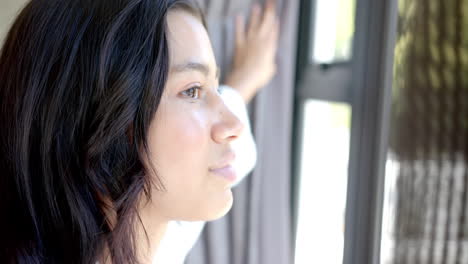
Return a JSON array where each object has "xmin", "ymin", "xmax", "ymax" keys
[
  {"xmin": 235, "ymin": 14, "xmax": 246, "ymax": 48},
  {"xmin": 270, "ymin": 17, "xmax": 280, "ymax": 49},
  {"xmin": 260, "ymin": 0, "xmax": 277, "ymax": 35},
  {"xmin": 238, "ymin": 0, "xmax": 280, "ymax": 57},
  {"xmin": 246, "ymin": 1, "xmax": 279, "ymax": 38},
  {"xmin": 247, "ymin": 3, "xmax": 261, "ymax": 36},
  {"xmin": 262, "ymin": 1, "xmax": 280, "ymax": 54}
]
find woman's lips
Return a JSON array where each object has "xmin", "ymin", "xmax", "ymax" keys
[{"xmin": 210, "ymin": 165, "xmax": 237, "ymax": 182}]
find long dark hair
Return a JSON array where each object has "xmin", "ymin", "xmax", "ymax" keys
[{"xmin": 0, "ymin": 0, "xmax": 205, "ymax": 263}]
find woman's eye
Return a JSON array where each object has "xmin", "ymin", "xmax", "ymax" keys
[{"xmin": 182, "ymin": 86, "xmax": 202, "ymax": 99}]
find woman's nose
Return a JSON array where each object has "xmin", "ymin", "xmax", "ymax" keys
[{"xmin": 211, "ymin": 101, "xmax": 245, "ymax": 144}]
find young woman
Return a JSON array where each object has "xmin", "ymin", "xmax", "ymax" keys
[
  {"xmin": 156, "ymin": 1, "xmax": 279, "ymax": 262},
  {"xmin": 0, "ymin": 0, "xmax": 278, "ymax": 263}
]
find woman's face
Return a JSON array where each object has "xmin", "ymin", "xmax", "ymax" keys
[{"xmin": 144, "ymin": 10, "xmax": 244, "ymax": 222}]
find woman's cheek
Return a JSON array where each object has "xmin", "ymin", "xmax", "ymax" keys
[
  {"xmin": 160, "ymin": 108, "xmax": 211, "ymax": 196},
  {"xmin": 173, "ymin": 108, "xmax": 209, "ymax": 147}
]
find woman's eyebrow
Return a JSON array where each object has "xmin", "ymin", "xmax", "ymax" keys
[{"xmin": 171, "ymin": 61, "xmax": 220, "ymax": 79}]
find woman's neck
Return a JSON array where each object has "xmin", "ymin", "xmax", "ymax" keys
[
  {"xmin": 99, "ymin": 199, "xmax": 169, "ymax": 264},
  {"xmin": 134, "ymin": 199, "xmax": 170, "ymax": 264},
  {"xmin": 135, "ymin": 218, "xmax": 168, "ymax": 263}
]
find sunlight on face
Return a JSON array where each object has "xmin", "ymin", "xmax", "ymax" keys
[{"xmin": 145, "ymin": 10, "xmax": 244, "ymax": 222}]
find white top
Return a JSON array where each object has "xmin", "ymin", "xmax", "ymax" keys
[{"xmin": 153, "ymin": 85, "xmax": 257, "ymax": 264}]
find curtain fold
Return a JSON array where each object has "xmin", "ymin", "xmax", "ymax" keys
[{"xmin": 185, "ymin": 0, "xmax": 299, "ymax": 263}]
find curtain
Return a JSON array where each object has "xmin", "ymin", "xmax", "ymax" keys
[
  {"xmin": 185, "ymin": 0, "xmax": 299, "ymax": 263},
  {"xmin": 388, "ymin": 0, "xmax": 468, "ymax": 263}
]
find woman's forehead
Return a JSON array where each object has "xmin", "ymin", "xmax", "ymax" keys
[{"xmin": 166, "ymin": 10, "xmax": 216, "ymax": 70}]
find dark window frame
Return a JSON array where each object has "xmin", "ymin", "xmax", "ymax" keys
[{"xmin": 292, "ymin": 0, "xmax": 398, "ymax": 263}]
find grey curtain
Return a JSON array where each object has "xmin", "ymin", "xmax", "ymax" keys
[{"xmin": 185, "ymin": 1, "xmax": 299, "ymax": 264}]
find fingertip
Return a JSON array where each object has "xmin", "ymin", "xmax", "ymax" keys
[
  {"xmin": 249, "ymin": 3, "xmax": 262, "ymax": 31},
  {"xmin": 252, "ymin": 3, "xmax": 261, "ymax": 14},
  {"xmin": 266, "ymin": 0, "xmax": 277, "ymax": 11},
  {"xmin": 235, "ymin": 14, "xmax": 246, "ymax": 45}
]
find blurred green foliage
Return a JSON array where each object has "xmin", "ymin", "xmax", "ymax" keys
[{"xmin": 390, "ymin": 0, "xmax": 468, "ymax": 160}]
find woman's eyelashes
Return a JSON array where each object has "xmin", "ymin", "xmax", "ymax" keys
[
  {"xmin": 181, "ymin": 84, "xmax": 222, "ymax": 100},
  {"xmin": 182, "ymin": 85, "xmax": 202, "ymax": 99}
]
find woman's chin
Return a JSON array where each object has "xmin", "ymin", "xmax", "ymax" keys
[
  {"xmin": 181, "ymin": 189, "xmax": 234, "ymax": 222},
  {"xmin": 206, "ymin": 189, "xmax": 234, "ymax": 220}
]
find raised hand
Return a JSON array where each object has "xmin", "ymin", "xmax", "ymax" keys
[{"xmin": 225, "ymin": 0, "xmax": 280, "ymax": 103}]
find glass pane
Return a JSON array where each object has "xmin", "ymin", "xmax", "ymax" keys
[
  {"xmin": 380, "ymin": 0, "xmax": 468, "ymax": 263},
  {"xmin": 294, "ymin": 100, "xmax": 351, "ymax": 264},
  {"xmin": 310, "ymin": 0, "xmax": 356, "ymax": 64}
]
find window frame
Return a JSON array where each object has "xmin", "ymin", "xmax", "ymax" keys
[{"xmin": 291, "ymin": 0, "xmax": 399, "ymax": 263}]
